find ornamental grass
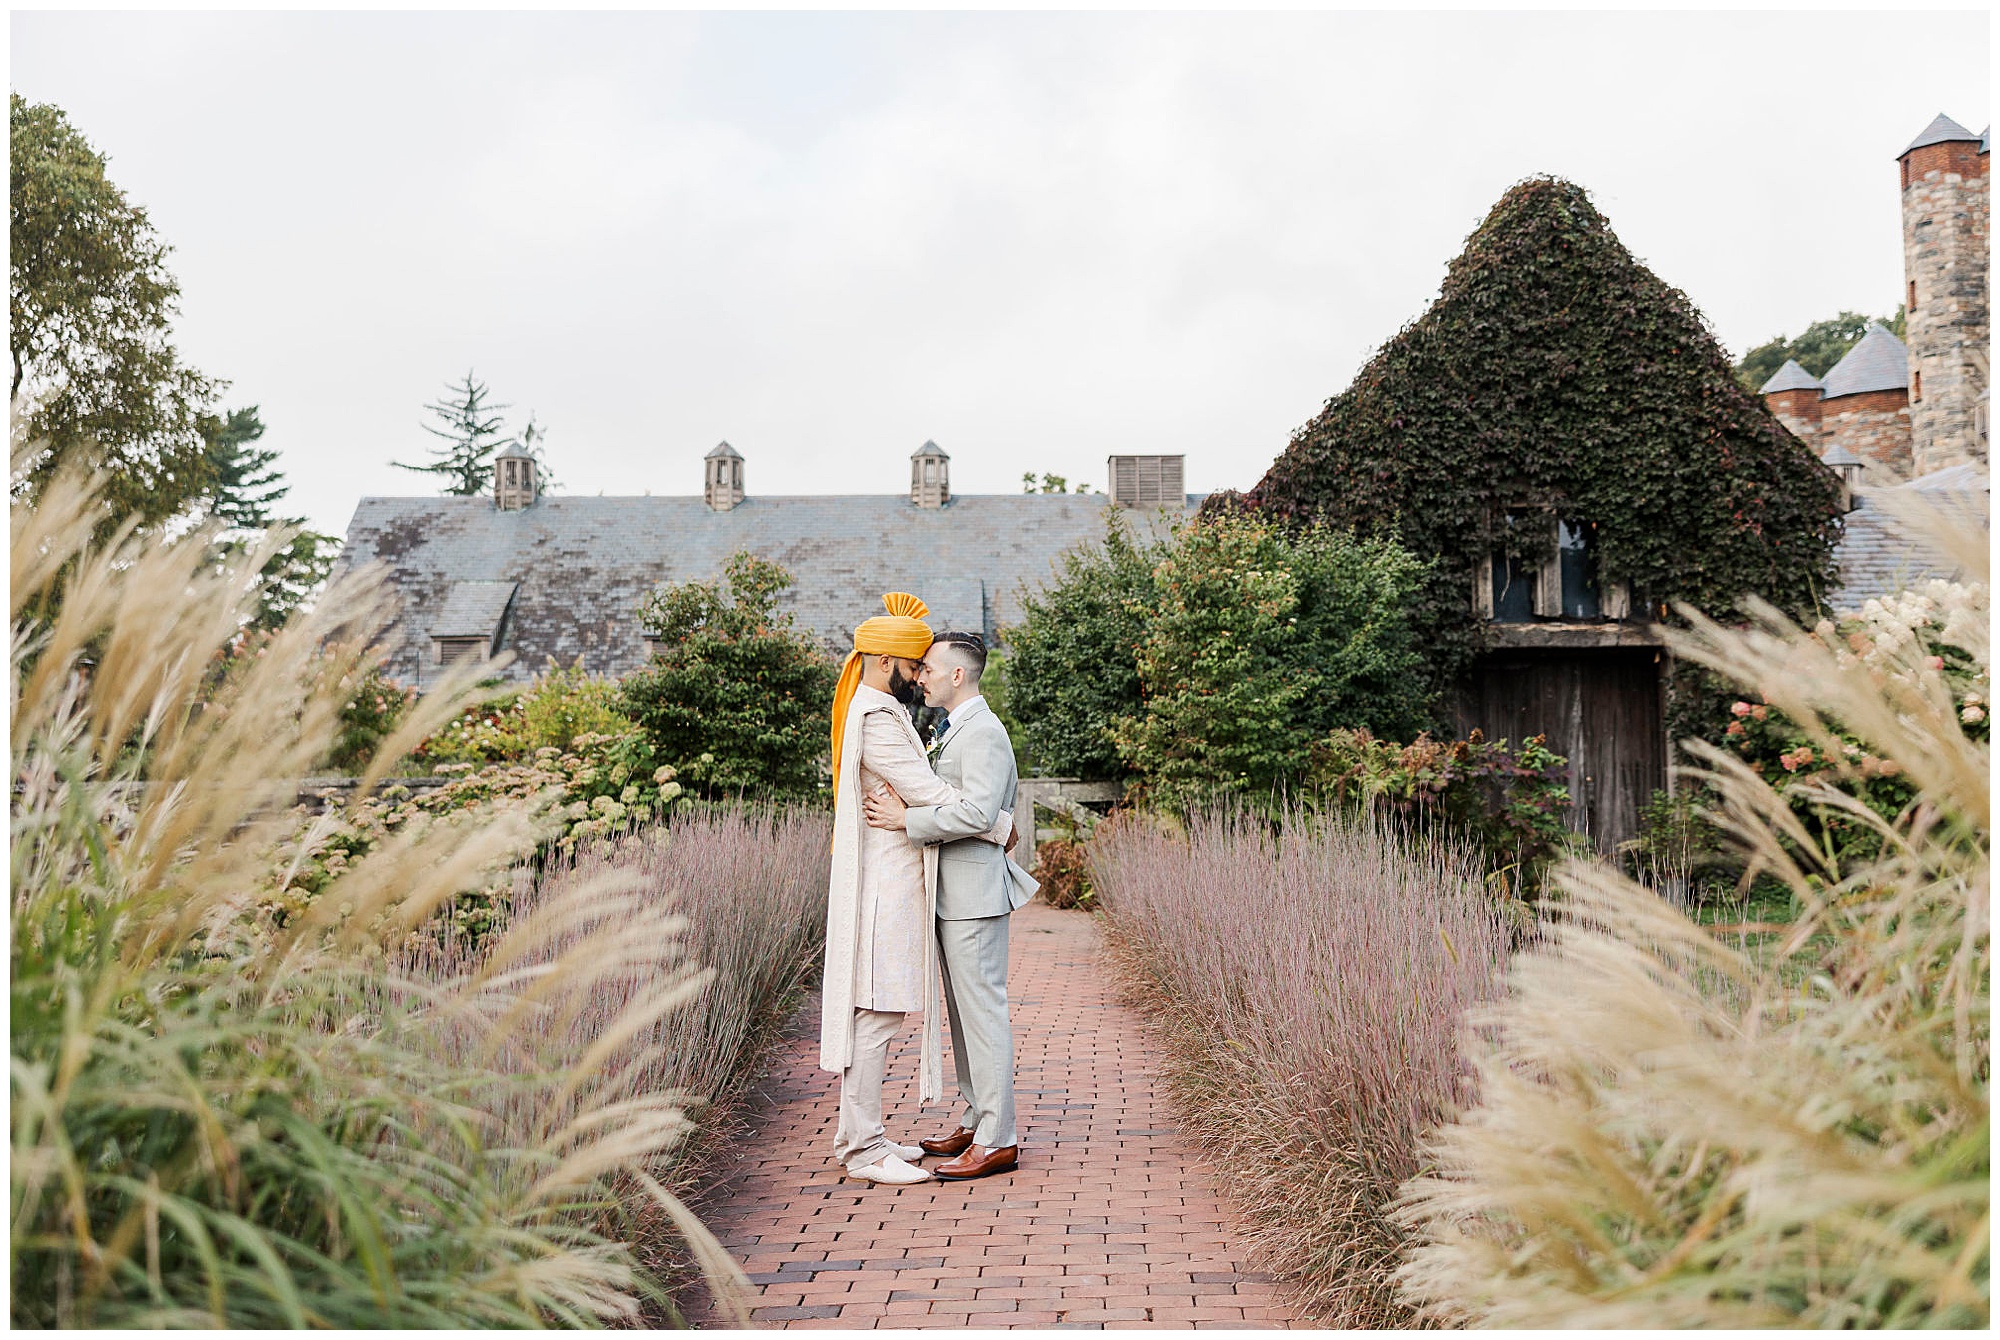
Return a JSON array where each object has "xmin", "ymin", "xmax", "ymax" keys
[
  {"xmin": 1393, "ymin": 494, "xmax": 1989, "ymax": 1327},
  {"xmin": 405, "ymin": 804, "xmax": 830, "ymax": 1305},
  {"xmin": 1090, "ymin": 810, "xmax": 1510, "ymax": 1325},
  {"xmin": 9, "ymin": 458, "xmax": 753, "ymax": 1326}
]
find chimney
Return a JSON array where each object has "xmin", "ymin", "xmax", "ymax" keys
[
  {"xmin": 704, "ymin": 440, "xmax": 744, "ymax": 512},
  {"xmin": 910, "ymin": 440, "xmax": 950, "ymax": 508},
  {"xmin": 1106, "ymin": 454, "xmax": 1186, "ymax": 510}
]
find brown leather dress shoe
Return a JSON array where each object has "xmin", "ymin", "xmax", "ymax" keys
[
  {"xmin": 933, "ymin": 1143, "xmax": 1018, "ymax": 1180},
  {"xmin": 920, "ymin": 1126, "xmax": 976, "ymax": 1158}
]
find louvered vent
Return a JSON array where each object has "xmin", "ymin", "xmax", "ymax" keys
[
  {"xmin": 1107, "ymin": 455, "xmax": 1186, "ymax": 510},
  {"xmin": 433, "ymin": 636, "xmax": 489, "ymax": 667}
]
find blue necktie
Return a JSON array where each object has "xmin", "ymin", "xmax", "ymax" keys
[{"xmin": 934, "ymin": 715, "xmax": 950, "ymax": 742}]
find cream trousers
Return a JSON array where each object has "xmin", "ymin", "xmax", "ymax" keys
[{"xmin": 832, "ymin": 1008, "xmax": 906, "ymax": 1172}]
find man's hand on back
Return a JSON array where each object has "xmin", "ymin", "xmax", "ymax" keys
[{"xmin": 864, "ymin": 784, "xmax": 909, "ymax": 831}]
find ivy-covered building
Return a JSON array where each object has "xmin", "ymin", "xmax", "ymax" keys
[
  {"xmin": 334, "ymin": 444, "xmax": 1193, "ymax": 690},
  {"xmin": 1230, "ymin": 176, "xmax": 1846, "ymax": 849}
]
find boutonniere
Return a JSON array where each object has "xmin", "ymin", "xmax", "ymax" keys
[{"xmin": 926, "ymin": 735, "xmax": 947, "ymax": 764}]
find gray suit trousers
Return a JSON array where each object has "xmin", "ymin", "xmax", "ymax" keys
[{"xmin": 936, "ymin": 913, "xmax": 1016, "ymax": 1148}]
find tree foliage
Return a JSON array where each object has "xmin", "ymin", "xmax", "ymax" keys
[
  {"xmin": 1113, "ymin": 513, "xmax": 1432, "ymax": 808},
  {"xmin": 10, "ymin": 94, "xmax": 218, "ymax": 527},
  {"xmin": 1021, "ymin": 471, "xmax": 1092, "ymax": 494},
  {"xmin": 1235, "ymin": 176, "xmax": 1845, "ymax": 705},
  {"xmin": 1735, "ymin": 307, "xmax": 1907, "ymax": 394},
  {"xmin": 1004, "ymin": 511, "xmax": 1431, "ymax": 803},
  {"xmin": 392, "ymin": 371, "xmax": 513, "ymax": 496},
  {"xmin": 198, "ymin": 405, "xmax": 340, "ymax": 630},
  {"xmin": 616, "ymin": 552, "xmax": 838, "ymax": 803},
  {"xmin": 1003, "ymin": 512, "xmax": 1162, "ymax": 778},
  {"xmin": 201, "ymin": 405, "xmax": 287, "ymax": 529}
]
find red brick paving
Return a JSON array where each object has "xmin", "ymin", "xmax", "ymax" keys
[{"xmin": 691, "ymin": 900, "xmax": 1296, "ymax": 1329}]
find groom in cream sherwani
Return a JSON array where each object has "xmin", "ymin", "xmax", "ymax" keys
[{"xmin": 865, "ymin": 630, "xmax": 1035, "ymax": 1180}]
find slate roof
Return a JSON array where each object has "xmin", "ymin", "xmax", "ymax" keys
[
  {"xmin": 1903, "ymin": 112, "xmax": 1980, "ymax": 154},
  {"xmin": 335, "ymin": 492, "xmax": 1190, "ymax": 687},
  {"xmin": 1821, "ymin": 442, "xmax": 1865, "ymax": 468},
  {"xmin": 913, "ymin": 440, "xmax": 950, "ymax": 460},
  {"xmin": 495, "ymin": 440, "xmax": 533, "ymax": 461},
  {"xmin": 1819, "ymin": 323, "xmax": 1908, "ymax": 399},
  {"xmin": 1831, "ymin": 467, "xmax": 1989, "ymax": 611},
  {"xmin": 705, "ymin": 440, "xmax": 742, "ymax": 460},
  {"xmin": 1760, "ymin": 358, "xmax": 1823, "ymax": 394}
]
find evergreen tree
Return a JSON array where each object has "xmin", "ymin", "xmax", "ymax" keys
[
  {"xmin": 201, "ymin": 405, "xmax": 287, "ymax": 528},
  {"xmin": 517, "ymin": 411, "xmax": 561, "ymax": 492},
  {"xmin": 392, "ymin": 371, "xmax": 513, "ymax": 496},
  {"xmin": 197, "ymin": 404, "xmax": 340, "ymax": 630}
]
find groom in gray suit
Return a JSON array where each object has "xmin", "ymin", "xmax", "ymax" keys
[{"xmin": 862, "ymin": 630, "xmax": 1033, "ymax": 1180}]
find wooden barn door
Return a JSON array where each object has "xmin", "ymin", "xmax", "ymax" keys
[{"xmin": 1452, "ymin": 648, "xmax": 1665, "ymax": 851}]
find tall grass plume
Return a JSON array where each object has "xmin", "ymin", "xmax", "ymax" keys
[
  {"xmin": 9, "ymin": 457, "xmax": 756, "ymax": 1326},
  {"xmin": 1091, "ymin": 810, "xmax": 1509, "ymax": 1325}
]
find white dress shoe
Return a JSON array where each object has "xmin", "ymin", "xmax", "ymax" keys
[
  {"xmin": 891, "ymin": 1142, "xmax": 925, "ymax": 1162},
  {"xmin": 846, "ymin": 1153, "xmax": 932, "ymax": 1184}
]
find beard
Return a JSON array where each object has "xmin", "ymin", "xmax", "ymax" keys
[{"xmin": 888, "ymin": 664, "xmax": 923, "ymax": 707}]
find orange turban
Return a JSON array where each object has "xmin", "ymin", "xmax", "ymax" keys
[{"xmin": 830, "ymin": 592, "xmax": 933, "ymax": 801}]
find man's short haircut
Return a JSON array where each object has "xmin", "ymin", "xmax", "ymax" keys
[{"xmin": 931, "ymin": 630, "xmax": 987, "ymax": 680}]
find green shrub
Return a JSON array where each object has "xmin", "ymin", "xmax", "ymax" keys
[
  {"xmin": 1619, "ymin": 787, "xmax": 1733, "ymax": 904},
  {"xmin": 1003, "ymin": 512, "xmax": 1162, "ymax": 779},
  {"xmin": 521, "ymin": 660, "xmax": 633, "ymax": 749},
  {"xmin": 617, "ymin": 552, "xmax": 837, "ymax": 803},
  {"xmin": 1029, "ymin": 837, "xmax": 1095, "ymax": 910},
  {"xmin": 410, "ymin": 662, "xmax": 638, "ymax": 770},
  {"xmin": 1113, "ymin": 512, "xmax": 1432, "ymax": 811},
  {"xmin": 1309, "ymin": 727, "xmax": 1575, "ymax": 902}
]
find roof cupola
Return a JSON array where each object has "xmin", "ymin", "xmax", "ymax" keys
[
  {"xmin": 910, "ymin": 440, "xmax": 950, "ymax": 508},
  {"xmin": 705, "ymin": 440, "xmax": 744, "ymax": 512}
]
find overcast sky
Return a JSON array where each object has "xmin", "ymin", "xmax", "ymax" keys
[{"xmin": 11, "ymin": 10, "xmax": 1989, "ymax": 538}]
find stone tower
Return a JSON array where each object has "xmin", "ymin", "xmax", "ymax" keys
[
  {"xmin": 1899, "ymin": 114, "xmax": 1990, "ymax": 475},
  {"xmin": 909, "ymin": 440, "xmax": 950, "ymax": 508},
  {"xmin": 704, "ymin": 440, "xmax": 744, "ymax": 512},
  {"xmin": 1759, "ymin": 358, "xmax": 1824, "ymax": 442},
  {"xmin": 1817, "ymin": 323, "xmax": 1913, "ymax": 478}
]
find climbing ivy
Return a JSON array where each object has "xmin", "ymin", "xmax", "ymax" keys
[{"xmin": 1228, "ymin": 176, "xmax": 1845, "ymax": 719}]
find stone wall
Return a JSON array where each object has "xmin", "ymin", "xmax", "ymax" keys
[
  {"xmin": 1821, "ymin": 388, "xmax": 1914, "ymax": 477},
  {"xmin": 1902, "ymin": 139, "xmax": 1990, "ymax": 474}
]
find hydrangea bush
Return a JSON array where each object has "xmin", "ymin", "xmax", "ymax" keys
[
  {"xmin": 1720, "ymin": 579, "xmax": 1988, "ymax": 869},
  {"xmin": 273, "ymin": 731, "xmax": 686, "ymax": 941}
]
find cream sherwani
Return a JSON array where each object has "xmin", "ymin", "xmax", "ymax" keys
[{"xmin": 822, "ymin": 685, "xmax": 998, "ymax": 1167}]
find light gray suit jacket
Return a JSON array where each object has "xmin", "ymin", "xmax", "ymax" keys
[{"xmin": 903, "ymin": 697, "xmax": 1036, "ymax": 920}]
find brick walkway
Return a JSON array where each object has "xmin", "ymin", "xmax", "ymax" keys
[{"xmin": 691, "ymin": 900, "xmax": 1297, "ymax": 1329}]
